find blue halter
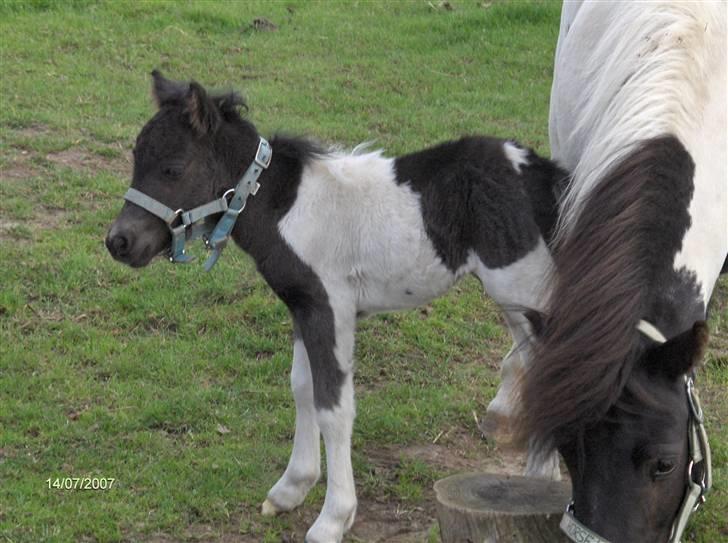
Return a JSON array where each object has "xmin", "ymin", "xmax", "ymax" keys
[{"xmin": 123, "ymin": 137, "xmax": 272, "ymax": 271}]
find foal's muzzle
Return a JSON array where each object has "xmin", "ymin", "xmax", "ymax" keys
[
  {"xmin": 106, "ymin": 232, "xmax": 131, "ymax": 260},
  {"xmin": 105, "ymin": 217, "xmax": 167, "ymax": 268}
]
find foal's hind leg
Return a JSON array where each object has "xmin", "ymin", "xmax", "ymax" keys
[
  {"xmin": 525, "ymin": 437, "xmax": 561, "ymax": 480},
  {"xmin": 482, "ymin": 314, "xmax": 528, "ymax": 443},
  {"xmin": 262, "ymin": 338, "xmax": 321, "ymax": 515},
  {"xmin": 472, "ymin": 242, "xmax": 561, "ymax": 479},
  {"xmin": 486, "ymin": 313, "xmax": 561, "ymax": 480}
]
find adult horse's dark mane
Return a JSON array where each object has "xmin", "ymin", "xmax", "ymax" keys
[{"xmin": 518, "ymin": 135, "xmax": 695, "ymax": 451}]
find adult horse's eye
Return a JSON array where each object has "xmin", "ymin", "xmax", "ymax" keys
[{"xmin": 651, "ymin": 458, "xmax": 677, "ymax": 480}]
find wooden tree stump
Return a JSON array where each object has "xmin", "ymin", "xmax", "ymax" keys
[{"xmin": 435, "ymin": 473, "xmax": 572, "ymax": 543}]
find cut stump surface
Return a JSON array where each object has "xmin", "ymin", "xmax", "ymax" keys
[{"xmin": 435, "ymin": 472, "xmax": 572, "ymax": 543}]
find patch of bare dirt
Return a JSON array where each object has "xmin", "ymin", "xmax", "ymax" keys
[
  {"xmin": 133, "ymin": 432, "xmax": 543, "ymax": 542},
  {"xmin": 0, "ymin": 207, "xmax": 65, "ymax": 240},
  {"xmin": 10, "ymin": 124, "xmax": 51, "ymax": 140},
  {"xmin": 0, "ymin": 151, "xmax": 41, "ymax": 182},
  {"xmin": 348, "ymin": 501, "xmax": 433, "ymax": 543},
  {"xmin": 45, "ymin": 146, "xmax": 131, "ymax": 176}
]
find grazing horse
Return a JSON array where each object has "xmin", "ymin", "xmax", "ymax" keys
[
  {"xmin": 520, "ymin": 3, "xmax": 725, "ymax": 543},
  {"xmin": 106, "ymin": 71, "xmax": 567, "ymax": 542}
]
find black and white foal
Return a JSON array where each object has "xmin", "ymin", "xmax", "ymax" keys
[{"xmin": 106, "ymin": 72, "xmax": 567, "ymax": 542}]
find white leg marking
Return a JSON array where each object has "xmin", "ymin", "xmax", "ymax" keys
[
  {"xmin": 306, "ymin": 308, "xmax": 357, "ymax": 543},
  {"xmin": 525, "ymin": 441, "xmax": 562, "ymax": 481},
  {"xmin": 484, "ymin": 341, "xmax": 524, "ymax": 434},
  {"xmin": 306, "ymin": 376, "xmax": 357, "ymax": 543},
  {"xmin": 263, "ymin": 340, "xmax": 321, "ymax": 515}
]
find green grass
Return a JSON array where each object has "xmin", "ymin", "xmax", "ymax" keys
[{"xmin": 0, "ymin": 1, "xmax": 725, "ymax": 542}]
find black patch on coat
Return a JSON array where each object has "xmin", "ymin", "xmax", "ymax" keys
[
  {"xmin": 393, "ymin": 137, "xmax": 566, "ymax": 271},
  {"xmin": 229, "ymin": 133, "xmax": 345, "ymax": 410}
]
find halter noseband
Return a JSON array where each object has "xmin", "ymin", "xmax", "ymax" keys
[
  {"xmin": 123, "ymin": 137, "xmax": 272, "ymax": 271},
  {"xmin": 560, "ymin": 320, "xmax": 712, "ymax": 543}
]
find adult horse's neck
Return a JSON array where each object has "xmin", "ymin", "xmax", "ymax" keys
[{"xmin": 550, "ymin": 3, "xmax": 725, "ymax": 248}]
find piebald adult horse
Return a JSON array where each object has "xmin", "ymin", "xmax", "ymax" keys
[{"xmin": 520, "ymin": 3, "xmax": 726, "ymax": 543}]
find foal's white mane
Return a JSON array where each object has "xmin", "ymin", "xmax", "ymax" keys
[{"xmin": 553, "ymin": 2, "xmax": 726, "ymax": 238}]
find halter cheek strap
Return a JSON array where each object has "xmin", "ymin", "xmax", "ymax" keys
[
  {"xmin": 203, "ymin": 137, "xmax": 272, "ymax": 271},
  {"xmin": 122, "ymin": 137, "xmax": 272, "ymax": 270},
  {"xmin": 669, "ymin": 375, "xmax": 711, "ymax": 543},
  {"xmin": 560, "ymin": 320, "xmax": 712, "ymax": 543}
]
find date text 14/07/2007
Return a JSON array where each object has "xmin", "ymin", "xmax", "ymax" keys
[{"xmin": 46, "ymin": 477, "xmax": 116, "ymax": 490}]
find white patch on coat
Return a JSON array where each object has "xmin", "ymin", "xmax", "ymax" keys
[
  {"xmin": 470, "ymin": 237, "xmax": 551, "ymax": 309},
  {"xmin": 503, "ymin": 141, "xmax": 530, "ymax": 174},
  {"xmin": 550, "ymin": 2, "xmax": 723, "ymax": 231},
  {"xmin": 278, "ymin": 151, "xmax": 464, "ymax": 315}
]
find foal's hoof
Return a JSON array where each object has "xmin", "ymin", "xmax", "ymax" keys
[
  {"xmin": 479, "ymin": 411, "xmax": 516, "ymax": 447},
  {"xmin": 261, "ymin": 498, "xmax": 281, "ymax": 516}
]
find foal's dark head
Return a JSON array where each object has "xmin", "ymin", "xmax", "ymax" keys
[{"xmin": 106, "ymin": 71, "xmax": 258, "ymax": 267}]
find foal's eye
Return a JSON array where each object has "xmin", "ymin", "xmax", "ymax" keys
[
  {"xmin": 651, "ymin": 458, "xmax": 677, "ymax": 480},
  {"xmin": 161, "ymin": 165, "xmax": 183, "ymax": 179}
]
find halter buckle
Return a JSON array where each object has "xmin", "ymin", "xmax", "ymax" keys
[
  {"xmin": 686, "ymin": 377, "xmax": 704, "ymax": 423},
  {"xmin": 254, "ymin": 138, "xmax": 273, "ymax": 169}
]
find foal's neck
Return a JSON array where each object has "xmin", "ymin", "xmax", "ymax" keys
[{"xmin": 225, "ymin": 127, "xmax": 320, "ymax": 261}]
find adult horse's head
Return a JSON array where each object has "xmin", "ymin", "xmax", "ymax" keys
[
  {"xmin": 519, "ymin": 137, "xmax": 714, "ymax": 543},
  {"xmin": 106, "ymin": 71, "xmax": 258, "ymax": 267}
]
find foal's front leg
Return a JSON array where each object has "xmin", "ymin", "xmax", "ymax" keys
[
  {"xmin": 262, "ymin": 338, "xmax": 321, "ymax": 515},
  {"xmin": 300, "ymin": 301, "xmax": 358, "ymax": 543}
]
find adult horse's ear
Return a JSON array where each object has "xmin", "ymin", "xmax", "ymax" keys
[
  {"xmin": 185, "ymin": 81, "xmax": 220, "ymax": 136},
  {"xmin": 645, "ymin": 321, "xmax": 709, "ymax": 380},
  {"xmin": 151, "ymin": 69, "xmax": 186, "ymax": 107}
]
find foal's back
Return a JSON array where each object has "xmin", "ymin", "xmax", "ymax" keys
[{"xmin": 278, "ymin": 136, "xmax": 565, "ymax": 314}]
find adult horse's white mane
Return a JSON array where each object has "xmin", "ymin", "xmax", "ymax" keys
[{"xmin": 551, "ymin": 3, "xmax": 726, "ymax": 291}]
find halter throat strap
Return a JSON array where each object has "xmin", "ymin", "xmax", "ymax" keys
[
  {"xmin": 123, "ymin": 136, "xmax": 272, "ymax": 270},
  {"xmin": 560, "ymin": 320, "xmax": 711, "ymax": 543}
]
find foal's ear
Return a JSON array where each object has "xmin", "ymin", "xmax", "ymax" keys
[
  {"xmin": 645, "ymin": 321, "xmax": 709, "ymax": 380},
  {"xmin": 151, "ymin": 69, "xmax": 187, "ymax": 107},
  {"xmin": 185, "ymin": 81, "xmax": 220, "ymax": 136}
]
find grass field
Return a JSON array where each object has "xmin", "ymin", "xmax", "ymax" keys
[{"xmin": 0, "ymin": 1, "xmax": 726, "ymax": 542}]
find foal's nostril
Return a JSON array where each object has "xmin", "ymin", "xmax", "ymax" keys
[{"xmin": 106, "ymin": 234, "xmax": 131, "ymax": 259}]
